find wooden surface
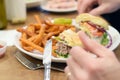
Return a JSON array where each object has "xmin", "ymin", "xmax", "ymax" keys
[{"xmin": 0, "ymin": 7, "xmax": 120, "ymax": 80}]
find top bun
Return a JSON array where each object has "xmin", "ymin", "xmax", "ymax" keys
[
  {"xmin": 76, "ymin": 13, "xmax": 109, "ymax": 30},
  {"xmin": 58, "ymin": 29, "xmax": 83, "ymax": 47}
]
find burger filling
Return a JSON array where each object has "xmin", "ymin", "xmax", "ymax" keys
[
  {"xmin": 55, "ymin": 42, "xmax": 71, "ymax": 58},
  {"xmin": 80, "ymin": 21, "xmax": 109, "ymax": 46},
  {"xmin": 53, "ymin": 29, "xmax": 82, "ymax": 58}
]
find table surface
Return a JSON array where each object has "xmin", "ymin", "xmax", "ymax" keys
[{"xmin": 0, "ymin": 7, "xmax": 120, "ymax": 80}]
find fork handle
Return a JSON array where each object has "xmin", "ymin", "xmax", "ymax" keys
[{"xmin": 51, "ymin": 66, "xmax": 64, "ymax": 72}]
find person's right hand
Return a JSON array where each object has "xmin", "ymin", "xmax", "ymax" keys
[
  {"xmin": 77, "ymin": 0, "xmax": 120, "ymax": 15},
  {"xmin": 65, "ymin": 31, "xmax": 120, "ymax": 80}
]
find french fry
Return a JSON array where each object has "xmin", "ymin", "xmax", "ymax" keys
[
  {"xmin": 33, "ymin": 25, "xmax": 46, "ymax": 44},
  {"xmin": 20, "ymin": 38, "xmax": 44, "ymax": 53},
  {"xmin": 28, "ymin": 35, "xmax": 37, "ymax": 41},
  {"xmin": 45, "ymin": 25, "xmax": 58, "ymax": 33},
  {"xmin": 22, "ymin": 46, "xmax": 34, "ymax": 52},
  {"xmin": 21, "ymin": 32, "xmax": 27, "ymax": 39},
  {"xmin": 42, "ymin": 31, "xmax": 61, "ymax": 46},
  {"xmin": 17, "ymin": 28, "xmax": 34, "ymax": 37},
  {"xmin": 59, "ymin": 25, "xmax": 66, "ymax": 32},
  {"xmin": 70, "ymin": 27, "xmax": 76, "ymax": 31},
  {"xmin": 29, "ymin": 23, "xmax": 40, "ymax": 30},
  {"xmin": 26, "ymin": 25, "xmax": 36, "ymax": 36},
  {"xmin": 34, "ymin": 15, "xmax": 42, "ymax": 27},
  {"xmin": 52, "ymin": 51, "xmax": 57, "ymax": 57},
  {"xmin": 44, "ymin": 19, "xmax": 53, "ymax": 26},
  {"xmin": 20, "ymin": 32, "xmax": 27, "ymax": 47},
  {"xmin": 52, "ymin": 39, "xmax": 57, "ymax": 46}
]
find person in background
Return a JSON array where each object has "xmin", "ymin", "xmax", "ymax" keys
[
  {"xmin": 65, "ymin": 31, "xmax": 120, "ymax": 80},
  {"xmin": 77, "ymin": 0, "xmax": 120, "ymax": 32}
]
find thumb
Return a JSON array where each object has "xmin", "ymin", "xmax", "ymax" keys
[{"xmin": 89, "ymin": 4, "xmax": 110, "ymax": 16}]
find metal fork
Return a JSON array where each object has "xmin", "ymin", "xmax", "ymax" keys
[{"xmin": 15, "ymin": 51, "xmax": 64, "ymax": 72}]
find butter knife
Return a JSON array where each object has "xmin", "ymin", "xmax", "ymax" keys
[{"xmin": 43, "ymin": 39, "xmax": 52, "ymax": 80}]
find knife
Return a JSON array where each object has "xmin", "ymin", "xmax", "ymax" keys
[{"xmin": 43, "ymin": 39, "xmax": 52, "ymax": 80}]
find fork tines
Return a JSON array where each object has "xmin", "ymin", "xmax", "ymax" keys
[{"xmin": 15, "ymin": 51, "xmax": 42, "ymax": 70}]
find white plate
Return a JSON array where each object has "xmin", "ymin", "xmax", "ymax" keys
[
  {"xmin": 14, "ymin": 25, "xmax": 120, "ymax": 63},
  {"xmin": 40, "ymin": 2, "xmax": 77, "ymax": 13},
  {"xmin": 107, "ymin": 26, "xmax": 120, "ymax": 50}
]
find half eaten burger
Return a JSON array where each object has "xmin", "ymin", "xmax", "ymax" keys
[{"xmin": 75, "ymin": 13, "xmax": 112, "ymax": 47}]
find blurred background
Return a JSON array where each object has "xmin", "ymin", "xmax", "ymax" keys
[{"xmin": 0, "ymin": 0, "xmax": 78, "ymax": 30}]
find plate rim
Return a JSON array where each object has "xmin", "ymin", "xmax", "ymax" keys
[{"xmin": 40, "ymin": 1, "xmax": 77, "ymax": 13}]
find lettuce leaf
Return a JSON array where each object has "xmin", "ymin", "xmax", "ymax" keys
[{"xmin": 101, "ymin": 33, "xmax": 109, "ymax": 46}]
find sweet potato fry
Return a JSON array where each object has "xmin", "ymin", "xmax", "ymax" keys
[
  {"xmin": 42, "ymin": 30, "xmax": 61, "ymax": 46},
  {"xmin": 26, "ymin": 25, "xmax": 36, "ymax": 36},
  {"xmin": 45, "ymin": 25, "xmax": 58, "ymax": 33},
  {"xmin": 20, "ymin": 32, "xmax": 27, "ymax": 46},
  {"xmin": 28, "ymin": 35, "xmax": 36, "ymax": 41},
  {"xmin": 29, "ymin": 23, "xmax": 40, "ymax": 30},
  {"xmin": 33, "ymin": 25, "xmax": 46, "ymax": 44},
  {"xmin": 20, "ymin": 38, "xmax": 44, "ymax": 53},
  {"xmin": 59, "ymin": 26, "xmax": 66, "ymax": 32},
  {"xmin": 17, "ymin": 28, "xmax": 35, "ymax": 37},
  {"xmin": 70, "ymin": 27, "xmax": 76, "ymax": 31},
  {"xmin": 21, "ymin": 32, "xmax": 27, "ymax": 39},
  {"xmin": 44, "ymin": 19, "xmax": 53, "ymax": 26},
  {"xmin": 52, "ymin": 46, "xmax": 58, "ymax": 57},
  {"xmin": 22, "ymin": 46, "xmax": 34, "ymax": 52},
  {"xmin": 34, "ymin": 15, "xmax": 42, "ymax": 27},
  {"xmin": 52, "ymin": 51, "xmax": 57, "ymax": 57}
]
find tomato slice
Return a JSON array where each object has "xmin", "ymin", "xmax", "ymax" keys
[{"xmin": 83, "ymin": 22, "xmax": 104, "ymax": 37}]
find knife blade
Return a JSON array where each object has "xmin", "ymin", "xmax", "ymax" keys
[{"xmin": 43, "ymin": 39, "xmax": 52, "ymax": 80}]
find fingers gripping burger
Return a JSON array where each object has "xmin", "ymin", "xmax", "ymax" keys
[{"xmin": 75, "ymin": 13, "xmax": 112, "ymax": 47}]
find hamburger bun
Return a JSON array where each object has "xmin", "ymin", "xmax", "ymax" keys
[
  {"xmin": 76, "ymin": 13, "xmax": 109, "ymax": 30},
  {"xmin": 56, "ymin": 29, "xmax": 83, "ymax": 47}
]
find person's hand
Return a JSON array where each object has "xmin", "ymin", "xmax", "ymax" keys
[
  {"xmin": 65, "ymin": 31, "xmax": 120, "ymax": 80},
  {"xmin": 77, "ymin": 0, "xmax": 120, "ymax": 15}
]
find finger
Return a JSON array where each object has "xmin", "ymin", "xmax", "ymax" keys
[
  {"xmin": 70, "ymin": 46, "xmax": 95, "ymax": 66},
  {"xmin": 77, "ymin": 0, "xmax": 83, "ymax": 13},
  {"xmin": 66, "ymin": 56, "xmax": 88, "ymax": 80},
  {"xmin": 64, "ymin": 66, "xmax": 69, "ymax": 75},
  {"xmin": 64, "ymin": 66, "xmax": 75, "ymax": 80},
  {"xmin": 89, "ymin": 4, "xmax": 112, "ymax": 15},
  {"xmin": 78, "ymin": 1, "xmax": 89, "ymax": 13},
  {"xmin": 78, "ymin": 0, "xmax": 96, "ymax": 13},
  {"xmin": 78, "ymin": 31, "xmax": 112, "ymax": 57}
]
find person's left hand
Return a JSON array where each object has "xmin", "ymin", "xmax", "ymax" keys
[{"xmin": 77, "ymin": 0, "xmax": 120, "ymax": 15}]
